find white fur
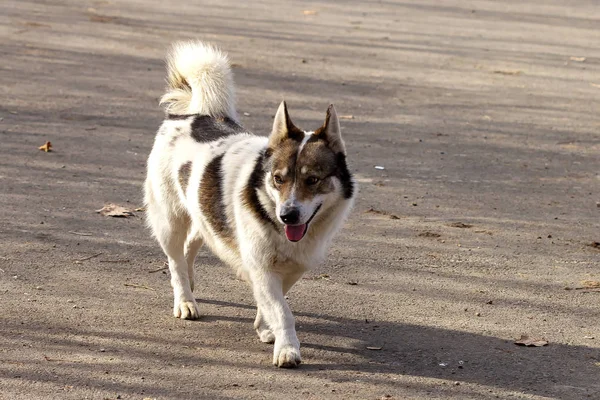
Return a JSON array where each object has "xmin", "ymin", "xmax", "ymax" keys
[
  {"xmin": 145, "ymin": 41, "xmax": 355, "ymax": 368},
  {"xmin": 160, "ymin": 41, "xmax": 237, "ymax": 119}
]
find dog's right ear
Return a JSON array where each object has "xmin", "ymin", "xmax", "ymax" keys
[{"xmin": 268, "ymin": 101, "xmax": 304, "ymax": 148}]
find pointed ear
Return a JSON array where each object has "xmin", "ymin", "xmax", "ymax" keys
[
  {"xmin": 268, "ymin": 101, "xmax": 303, "ymax": 148},
  {"xmin": 314, "ymin": 104, "xmax": 346, "ymax": 154}
]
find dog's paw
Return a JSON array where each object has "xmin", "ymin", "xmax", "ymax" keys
[
  {"xmin": 173, "ymin": 300, "xmax": 200, "ymax": 320},
  {"xmin": 273, "ymin": 345, "xmax": 301, "ymax": 368},
  {"xmin": 256, "ymin": 328, "xmax": 275, "ymax": 344}
]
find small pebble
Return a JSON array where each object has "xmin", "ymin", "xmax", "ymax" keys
[{"xmin": 476, "ymin": 312, "xmax": 481, "ymax": 317}]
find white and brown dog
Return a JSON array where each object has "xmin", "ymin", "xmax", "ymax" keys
[{"xmin": 144, "ymin": 41, "xmax": 356, "ymax": 367}]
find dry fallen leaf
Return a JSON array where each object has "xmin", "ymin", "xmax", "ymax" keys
[
  {"xmin": 514, "ymin": 334, "xmax": 548, "ymax": 347},
  {"xmin": 581, "ymin": 280, "xmax": 600, "ymax": 289},
  {"xmin": 96, "ymin": 204, "xmax": 134, "ymax": 218},
  {"xmin": 303, "ymin": 10, "xmax": 318, "ymax": 15},
  {"xmin": 39, "ymin": 141, "xmax": 52, "ymax": 152}
]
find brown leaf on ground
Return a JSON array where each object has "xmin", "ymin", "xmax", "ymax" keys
[
  {"xmin": 581, "ymin": 280, "xmax": 600, "ymax": 289},
  {"xmin": 514, "ymin": 335, "xmax": 548, "ymax": 347},
  {"xmin": 96, "ymin": 204, "xmax": 134, "ymax": 218},
  {"xmin": 449, "ymin": 222, "xmax": 473, "ymax": 228},
  {"xmin": 39, "ymin": 141, "xmax": 52, "ymax": 152},
  {"xmin": 418, "ymin": 231, "xmax": 441, "ymax": 238}
]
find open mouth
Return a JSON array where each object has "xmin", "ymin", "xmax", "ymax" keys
[{"xmin": 284, "ymin": 204, "xmax": 322, "ymax": 242}]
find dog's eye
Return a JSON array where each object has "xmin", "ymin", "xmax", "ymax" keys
[
  {"xmin": 273, "ymin": 174, "xmax": 284, "ymax": 185},
  {"xmin": 306, "ymin": 176, "xmax": 320, "ymax": 185}
]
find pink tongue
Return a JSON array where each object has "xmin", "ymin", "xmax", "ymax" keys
[{"xmin": 284, "ymin": 224, "xmax": 307, "ymax": 242}]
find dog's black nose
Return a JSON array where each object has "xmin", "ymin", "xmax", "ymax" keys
[{"xmin": 280, "ymin": 208, "xmax": 300, "ymax": 225}]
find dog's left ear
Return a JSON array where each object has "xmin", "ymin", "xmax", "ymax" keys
[
  {"xmin": 268, "ymin": 101, "xmax": 304, "ymax": 148},
  {"xmin": 314, "ymin": 104, "xmax": 346, "ymax": 154}
]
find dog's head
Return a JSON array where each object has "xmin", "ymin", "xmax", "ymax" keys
[{"xmin": 264, "ymin": 101, "xmax": 354, "ymax": 242}]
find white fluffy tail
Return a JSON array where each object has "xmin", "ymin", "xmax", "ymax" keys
[{"xmin": 160, "ymin": 41, "xmax": 236, "ymax": 119}]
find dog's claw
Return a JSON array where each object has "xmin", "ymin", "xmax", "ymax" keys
[
  {"xmin": 173, "ymin": 300, "xmax": 200, "ymax": 320},
  {"xmin": 273, "ymin": 345, "xmax": 301, "ymax": 368}
]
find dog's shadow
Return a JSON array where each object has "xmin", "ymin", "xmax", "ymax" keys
[{"xmin": 197, "ymin": 298, "xmax": 599, "ymax": 397}]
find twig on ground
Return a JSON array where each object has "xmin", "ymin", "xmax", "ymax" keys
[
  {"xmin": 124, "ymin": 283, "xmax": 155, "ymax": 290},
  {"xmin": 74, "ymin": 252, "xmax": 103, "ymax": 262},
  {"xmin": 69, "ymin": 231, "xmax": 93, "ymax": 236},
  {"xmin": 148, "ymin": 262, "xmax": 169, "ymax": 273},
  {"xmin": 43, "ymin": 354, "xmax": 81, "ymax": 363}
]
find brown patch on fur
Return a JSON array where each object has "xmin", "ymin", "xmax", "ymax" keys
[
  {"xmin": 191, "ymin": 115, "xmax": 244, "ymax": 142},
  {"xmin": 269, "ymin": 139, "xmax": 301, "ymax": 199},
  {"xmin": 242, "ymin": 152, "xmax": 279, "ymax": 230},
  {"xmin": 199, "ymin": 155, "xmax": 236, "ymax": 246},
  {"xmin": 178, "ymin": 161, "xmax": 192, "ymax": 195},
  {"xmin": 294, "ymin": 139, "xmax": 337, "ymax": 201},
  {"xmin": 268, "ymin": 133, "xmax": 354, "ymax": 202}
]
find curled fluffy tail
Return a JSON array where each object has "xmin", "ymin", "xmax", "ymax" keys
[{"xmin": 160, "ymin": 41, "xmax": 236, "ymax": 119}]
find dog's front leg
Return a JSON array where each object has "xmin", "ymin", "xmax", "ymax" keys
[{"xmin": 250, "ymin": 270, "xmax": 301, "ymax": 368}]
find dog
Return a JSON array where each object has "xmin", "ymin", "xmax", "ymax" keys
[{"xmin": 144, "ymin": 41, "xmax": 356, "ymax": 368}]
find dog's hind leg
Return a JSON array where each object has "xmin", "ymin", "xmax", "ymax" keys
[
  {"xmin": 254, "ymin": 308, "xmax": 275, "ymax": 344},
  {"xmin": 184, "ymin": 232, "xmax": 203, "ymax": 293},
  {"xmin": 153, "ymin": 214, "xmax": 200, "ymax": 320}
]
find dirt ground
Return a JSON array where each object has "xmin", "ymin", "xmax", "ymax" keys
[{"xmin": 1, "ymin": 1, "xmax": 599, "ymax": 399}]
